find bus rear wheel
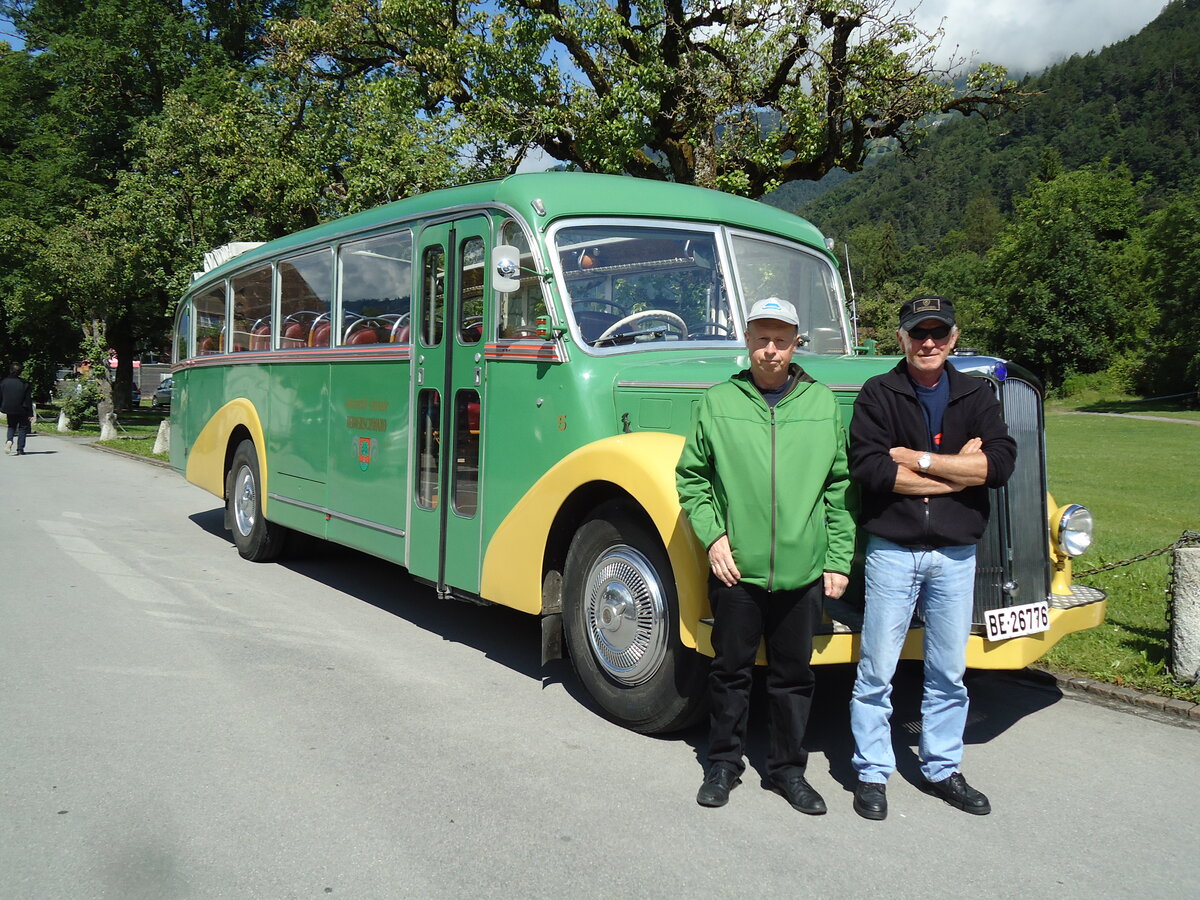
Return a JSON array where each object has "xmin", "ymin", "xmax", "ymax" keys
[
  {"xmin": 563, "ymin": 502, "xmax": 707, "ymax": 734},
  {"xmin": 227, "ymin": 439, "xmax": 288, "ymax": 562}
]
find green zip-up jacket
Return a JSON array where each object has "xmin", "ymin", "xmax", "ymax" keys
[{"xmin": 676, "ymin": 365, "xmax": 855, "ymax": 592}]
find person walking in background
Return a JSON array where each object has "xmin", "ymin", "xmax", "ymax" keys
[
  {"xmin": 677, "ymin": 297, "xmax": 855, "ymax": 813},
  {"xmin": 2, "ymin": 363, "xmax": 34, "ymax": 456},
  {"xmin": 847, "ymin": 296, "xmax": 1017, "ymax": 820}
]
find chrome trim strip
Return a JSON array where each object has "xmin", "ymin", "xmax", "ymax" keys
[
  {"xmin": 616, "ymin": 380, "xmax": 721, "ymax": 390},
  {"xmin": 177, "ymin": 347, "xmax": 413, "ymax": 371},
  {"xmin": 268, "ymin": 493, "xmax": 407, "ymax": 538}
]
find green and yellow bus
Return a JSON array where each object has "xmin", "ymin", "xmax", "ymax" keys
[{"xmin": 169, "ymin": 173, "xmax": 1105, "ymax": 732}]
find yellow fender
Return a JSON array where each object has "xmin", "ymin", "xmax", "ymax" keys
[
  {"xmin": 185, "ymin": 398, "xmax": 268, "ymax": 502},
  {"xmin": 480, "ymin": 432, "xmax": 710, "ymax": 647}
]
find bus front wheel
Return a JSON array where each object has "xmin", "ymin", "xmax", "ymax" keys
[
  {"xmin": 563, "ymin": 502, "xmax": 707, "ymax": 734},
  {"xmin": 227, "ymin": 439, "xmax": 288, "ymax": 562}
]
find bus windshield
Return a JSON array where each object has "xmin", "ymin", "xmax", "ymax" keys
[
  {"xmin": 554, "ymin": 223, "xmax": 737, "ymax": 349},
  {"xmin": 554, "ymin": 222, "xmax": 847, "ymax": 353},
  {"xmin": 729, "ymin": 231, "xmax": 849, "ymax": 354}
]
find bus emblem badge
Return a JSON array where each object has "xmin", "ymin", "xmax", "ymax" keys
[{"xmin": 357, "ymin": 437, "xmax": 373, "ymax": 470}]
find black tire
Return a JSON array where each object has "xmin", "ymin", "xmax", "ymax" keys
[
  {"xmin": 226, "ymin": 439, "xmax": 288, "ymax": 562},
  {"xmin": 563, "ymin": 500, "xmax": 708, "ymax": 734}
]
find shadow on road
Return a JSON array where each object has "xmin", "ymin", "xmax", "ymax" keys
[
  {"xmin": 188, "ymin": 506, "xmax": 1064, "ymax": 782},
  {"xmin": 188, "ymin": 507, "xmax": 549, "ymax": 685}
]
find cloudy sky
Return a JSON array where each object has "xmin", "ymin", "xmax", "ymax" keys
[
  {"xmin": 913, "ymin": 0, "xmax": 1169, "ymax": 74},
  {"xmin": 2, "ymin": 2, "xmax": 1169, "ymax": 75}
]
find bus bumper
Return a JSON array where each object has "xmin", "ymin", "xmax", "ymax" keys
[{"xmin": 692, "ymin": 588, "xmax": 1107, "ymax": 669}]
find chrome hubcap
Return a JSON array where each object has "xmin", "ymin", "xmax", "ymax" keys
[
  {"xmin": 233, "ymin": 464, "xmax": 257, "ymax": 537},
  {"xmin": 582, "ymin": 545, "xmax": 668, "ymax": 685}
]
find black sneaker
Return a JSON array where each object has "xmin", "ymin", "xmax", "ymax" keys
[
  {"xmin": 770, "ymin": 774, "xmax": 827, "ymax": 815},
  {"xmin": 921, "ymin": 772, "xmax": 991, "ymax": 815},
  {"xmin": 853, "ymin": 781, "xmax": 887, "ymax": 820},
  {"xmin": 696, "ymin": 763, "xmax": 741, "ymax": 808}
]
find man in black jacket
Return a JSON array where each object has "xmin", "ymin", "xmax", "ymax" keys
[
  {"xmin": 1, "ymin": 363, "xmax": 34, "ymax": 456},
  {"xmin": 847, "ymin": 297, "xmax": 1017, "ymax": 821}
]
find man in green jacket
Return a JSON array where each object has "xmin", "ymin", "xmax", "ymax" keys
[{"xmin": 677, "ymin": 297, "xmax": 855, "ymax": 813}]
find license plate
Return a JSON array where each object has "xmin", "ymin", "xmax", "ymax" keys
[{"xmin": 984, "ymin": 601, "xmax": 1050, "ymax": 642}]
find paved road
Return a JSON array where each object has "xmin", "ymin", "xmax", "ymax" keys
[{"xmin": 3, "ymin": 434, "xmax": 1199, "ymax": 899}]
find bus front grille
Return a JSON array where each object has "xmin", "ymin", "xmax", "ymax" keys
[{"xmin": 972, "ymin": 376, "xmax": 1050, "ymax": 625}]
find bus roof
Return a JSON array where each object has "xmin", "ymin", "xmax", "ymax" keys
[{"xmin": 192, "ymin": 173, "xmax": 833, "ymax": 288}]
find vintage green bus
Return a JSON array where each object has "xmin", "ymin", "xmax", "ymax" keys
[{"xmin": 169, "ymin": 173, "xmax": 1105, "ymax": 732}]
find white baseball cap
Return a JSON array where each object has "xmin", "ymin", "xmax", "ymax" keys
[{"xmin": 746, "ymin": 297, "xmax": 799, "ymax": 327}]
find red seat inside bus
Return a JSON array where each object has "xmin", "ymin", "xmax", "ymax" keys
[
  {"xmin": 251, "ymin": 322, "xmax": 271, "ymax": 351},
  {"xmin": 309, "ymin": 321, "xmax": 331, "ymax": 347}
]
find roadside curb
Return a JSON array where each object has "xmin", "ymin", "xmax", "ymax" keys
[
  {"xmin": 87, "ymin": 440, "xmax": 173, "ymax": 469},
  {"xmin": 1011, "ymin": 667, "xmax": 1200, "ymax": 728},
  {"xmin": 34, "ymin": 429, "xmax": 172, "ymax": 470}
]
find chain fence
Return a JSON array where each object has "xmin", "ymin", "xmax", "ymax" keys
[{"xmin": 1073, "ymin": 530, "xmax": 1200, "ymax": 579}]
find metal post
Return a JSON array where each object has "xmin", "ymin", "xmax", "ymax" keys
[
  {"xmin": 842, "ymin": 244, "xmax": 859, "ymax": 347},
  {"xmin": 1170, "ymin": 546, "xmax": 1200, "ymax": 683}
]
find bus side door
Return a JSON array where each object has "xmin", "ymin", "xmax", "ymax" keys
[{"xmin": 408, "ymin": 215, "xmax": 490, "ymax": 595}]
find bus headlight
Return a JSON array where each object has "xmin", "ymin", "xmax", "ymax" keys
[{"xmin": 1054, "ymin": 504, "xmax": 1094, "ymax": 557}]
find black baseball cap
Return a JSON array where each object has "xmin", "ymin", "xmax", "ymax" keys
[{"xmin": 899, "ymin": 296, "xmax": 956, "ymax": 332}]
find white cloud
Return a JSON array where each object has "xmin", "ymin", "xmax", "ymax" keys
[{"xmin": 912, "ymin": 0, "xmax": 1168, "ymax": 74}]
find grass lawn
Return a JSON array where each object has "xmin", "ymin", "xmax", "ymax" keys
[{"xmin": 1043, "ymin": 410, "xmax": 1200, "ymax": 700}]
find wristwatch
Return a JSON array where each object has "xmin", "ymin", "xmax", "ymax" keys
[{"xmin": 917, "ymin": 452, "xmax": 933, "ymax": 471}]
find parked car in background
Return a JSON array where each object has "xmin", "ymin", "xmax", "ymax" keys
[{"xmin": 152, "ymin": 376, "xmax": 173, "ymax": 409}]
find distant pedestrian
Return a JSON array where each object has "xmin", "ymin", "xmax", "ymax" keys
[{"xmin": 1, "ymin": 363, "xmax": 34, "ymax": 456}]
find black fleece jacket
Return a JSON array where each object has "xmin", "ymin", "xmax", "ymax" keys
[
  {"xmin": 0, "ymin": 375, "xmax": 33, "ymax": 417},
  {"xmin": 849, "ymin": 360, "xmax": 1017, "ymax": 549}
]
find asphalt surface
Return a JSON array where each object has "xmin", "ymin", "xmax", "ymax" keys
[{"xmin": 3, "ymin": 431, "xmax": 1199, "ymax": 899}]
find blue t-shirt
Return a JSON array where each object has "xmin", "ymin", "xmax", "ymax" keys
[
  {"xmin": 912, "ymin": 374, "xmax": 949, "ymax": 451},
  {"xmin": 757, "ymin": 374, "xmax": 795, "ymax": 409}
]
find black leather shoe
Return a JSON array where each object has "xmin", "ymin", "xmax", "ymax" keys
[
  {"xmin": 697, "ymin": 763, "xmax": 741, "ymax": 807},
  {"xmin": 853, "ymin": 781, "xmax": 887, "ymax": 820},
  {"xmin": 921, "ymin": 772, "xmax": 991, "ymax": 815},
  {"xmin": 771, "ymin": 774, "xmax": 827, "ymax": 815}
]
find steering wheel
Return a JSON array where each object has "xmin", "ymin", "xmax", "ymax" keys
[
  {"xmin": 596, "ymin": 310, "xmax": 689, "ymax": 342},
  {"xmin": 506, "ymin": 326, "xmax": 541, "ymax": 338}
]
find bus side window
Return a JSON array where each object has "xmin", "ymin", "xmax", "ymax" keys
[
  {"xmin": 175, "ymin": 302, "xmax": 192, "ymax": 363},
  {"xmin": 416, "ymin": 389, "xmax": 440, "ymax": 510},
  {"xmin": 452, "ymin": 389, "xmax": 480, "ymax": 517},
  {"xmin": 458, "ymin": 236, "xmax": 484, "ymax": 345},
  {"xmin": 421, "ymin": 245, "xmax": 445, "ymax": 346},
  {"xmin": 338, "ymin": 230, "xmax": 412, "ymax": 346},
  {"xmin": 193, "ymin": 283, "xmax": 227, "ymax": 355},
  {"xmin": 232, "ymin": 265, "xmax": 273, "ymax": 352},
  {"xmin": 278, "ymin": 249, "xmax": 333, "ymax": 350},
  {"xmin": 495, "ymin": 219, "xmax": 544, "ymax": 339}
]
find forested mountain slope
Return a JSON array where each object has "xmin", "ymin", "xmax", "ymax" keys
[{"xmin": 790, "ymin": 0, "xmax": 1200, "ymax": 247}]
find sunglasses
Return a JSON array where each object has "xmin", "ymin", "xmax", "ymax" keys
[{"xmin": 907, "ymin": 324, "xmax": 951, "ymax": 341}]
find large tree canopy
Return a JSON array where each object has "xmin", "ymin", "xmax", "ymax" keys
[
  {"xmin": 270, "ymin": 0, "xmax": 1020, "ymax": 196},
  {"xmin": 1, "ymin": 0, "xmax": 1021, "ymax": 402}
]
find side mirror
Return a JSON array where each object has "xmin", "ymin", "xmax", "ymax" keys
[{"xmin": 493, "ymin": 245, "xmax": 522, "ymax": 293}]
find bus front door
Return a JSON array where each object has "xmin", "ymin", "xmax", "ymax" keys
[{"xmin": 408, "ymin": 216, "xmax": 490, "ymax": 596}]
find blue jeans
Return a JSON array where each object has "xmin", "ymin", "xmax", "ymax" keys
[{"xmin": 850, "ymin": 536, "xmax": 976, "ymax": 784}]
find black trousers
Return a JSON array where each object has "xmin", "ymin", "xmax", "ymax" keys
[
  {"xmin": 707, "ymin": 575, "xmax": 821, "ymax": 780},
  {"xmin": 5, "ymin": 413, "xmax": 30, "ymax": 453}
]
